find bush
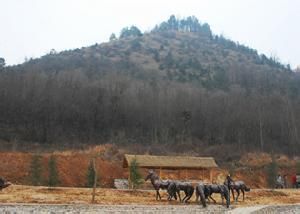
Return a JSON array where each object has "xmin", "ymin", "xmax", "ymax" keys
[
  {"xmin": 267, "ymin": 154, "xmax": 278, "ymax": 188},
  {"xmin": 86, "ymin": 159, "xmax": 97, "ymax": 187},
  {"xmin": 29, "ymin": 154, "xmax": 43, "ymax": 186},
  {"xmin": 129, "ymin": 157, "xmax": 143, "ymax": 189},
  {"xmin": 48, "ymin": 155, "xmax": 60, "ymax": 187}
]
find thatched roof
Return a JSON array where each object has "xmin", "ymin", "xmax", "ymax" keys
[{"xmin": 123, "ymin": 154, "xmax": 218, "ymax": 169}]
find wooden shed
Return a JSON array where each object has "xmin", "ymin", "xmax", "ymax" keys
[{"xmin": 123, "ymin": 154, "xmax": 218, "ymax": 183}]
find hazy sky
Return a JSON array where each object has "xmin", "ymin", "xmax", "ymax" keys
[{"xmin": 1, "ymin": 0, "xmax": 299, "ymax": 68}]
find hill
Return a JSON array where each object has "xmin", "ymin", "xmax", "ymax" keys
[{"xmin": 0, "ymin": 15, "xmax": 300, "ymax": 155}]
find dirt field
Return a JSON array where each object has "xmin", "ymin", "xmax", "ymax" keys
[
  {"xmin": 0, "ymin": 185, "xmax": 299, "ymax": 205},
  {"xmin": 0, "ymin": 185, "xmax": 299, "ymax": 213}
]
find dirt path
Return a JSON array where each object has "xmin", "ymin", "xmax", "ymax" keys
[
  {"xmin": 0, "ymin": 204, "xmax": 228, "ymax": 213},
  {"xmin": 0, "ymin": 204, "xmax": 299, "ymax": 213}
]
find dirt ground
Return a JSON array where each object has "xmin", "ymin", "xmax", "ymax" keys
[{"xmin": 0, "ymin": 185, "xmax": 299, "ymax": 206}]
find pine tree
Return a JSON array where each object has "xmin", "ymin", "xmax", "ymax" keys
[
  {"xmin": 267, "ymin": 154, "xmax": 278, "ymax": 188},
  {"xmin": 0, "ymin": 58, "xmax": 5, "ymax": 70},
  {"xmin": 87, "ymin": 160, "xmax": 96, "ymax": 187},
  {"xmin": 109, "ymin": 33, "xmax": 117, "ymax": 41},
  {"xmin": 129, "ymin": 157, "xmax": 143, "ymax": 189},
  {"xmin": 48, "ymin": 155, "xmax": 59, "ymax": 187},
  {"xmin": 29, "ymin": 154, "xmax": 43, "ymax": 186}
]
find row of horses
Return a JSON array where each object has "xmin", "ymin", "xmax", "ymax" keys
[{"xmin": 145, "ymin": 170, "xmax": 250, "ymax": 208}]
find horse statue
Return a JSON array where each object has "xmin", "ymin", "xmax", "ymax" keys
[
  {"xmin": 224, "ymin": 175, "xmax": 250, "ymax": 202},
  {"xmin": 145, "ymin": 170, "xmax": 174, "ymax": 200},
  {"xmin": 0, "ymin": 177, "xmax": 11, "ymax": 191},
  {"xmin": 204, "ymin": 184, "xmax": 230, "ymax": 208},
  {"xmin": 168, "ymin": 181, "xmax": 194, "ymax": 203},
  {"xmin": 196, "ymin": 183, "xmax": 230, "ymax": 208}
]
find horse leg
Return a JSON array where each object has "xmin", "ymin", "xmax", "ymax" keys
[
  {"xmin": 209, "ymin": 195, "xmax": 217, "ymax": 204},
  {"xmin": 242, "ymin": 189, "xmax": 245, "ymax": 201},
  {"xmin": 231, "ymin": 188, "xmax": 235, "ymax": 202},
  {"xmin": 158, "ymin": 190, "xmax": 162, "ymax": 200},
  {"xmin": 174, "ymin": 192, "xmax": 177, "ymax": 201},
  {"xmin": 167, "ymin": 193, "xmax": 171, "ymax": 201},
  {"xmin": 156, "ymin": 190, "xmax": 162, "ymax": 200},
  {"xmin": 225, "ymin": 190, "xmax": 230, "ymax": 208},
  {"xmin": 177, "ymin": 190, "xmax": 182, "ymax": 202},
  {"xmin": 235, "ymin": 189, "xmax": 240, "ymax": 202},
  {"xmin": 221, "ymin": 193, "xmax": 224, "ymax": 205},
  {"xmin": 195, "ymin": 190, "xmax": 199, "ymax": 202},
  {"xmin": 167, "ymin": 189, "xmax": 174, "ymax": 201},
  {"xmin": 184, "ymin": 194, "xmax": 192, "ymax": 203},
  {"xmin": 182, "ymin": 194, "xmax": 188, "ymax": 203},
  {"xmin": 183, "ymin": 189, "xmax": 193, "ymax": 203}
]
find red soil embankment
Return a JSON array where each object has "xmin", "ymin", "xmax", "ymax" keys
[
  {"xmin": 0, "ymin": 146, "xmax": 297, "ymax": 188},
  {"xmin": 0, "ymin": 145, "xmax": 124, "ymax": 187}
]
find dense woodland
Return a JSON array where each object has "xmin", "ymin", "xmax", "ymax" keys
[{"xmin": 0, "ymin": 15, "xmax": 300, "ymax": 155}]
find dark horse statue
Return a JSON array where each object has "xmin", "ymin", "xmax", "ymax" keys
[
  {"xmin": 0, "ymin": 177, "xmax": 11, "ymax": 191},
  {"xmin": 224, "ymin": 175, "xmax": 250, "ymax": 202},
  {"xmin": 145, "ymin": 170, "xmax": 175, "ymax": 201},
  {"xmin": 196, "ymin": 183, "xmax": 230, "ymax": 208},
  {"xmin": 204, "ymin": 184, "xmax": 230, "ymax": 208},
  {"xmin": 168, "ymin": 181, "xmax": 194, "ymax": 203}
]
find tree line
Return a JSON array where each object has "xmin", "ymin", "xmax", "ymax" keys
[{"xmin": 0, "ymin": 68, "xmax": 299, "ymax": 155}]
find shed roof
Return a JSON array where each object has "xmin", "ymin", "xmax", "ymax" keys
[{"xmin": 123, "ymin": 154, "xmax": 218, "ymax": 169}]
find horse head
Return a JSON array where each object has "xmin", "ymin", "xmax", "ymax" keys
[{"xmin": 145, "ymin": 169, "xmax": 155, "ymax": 181}]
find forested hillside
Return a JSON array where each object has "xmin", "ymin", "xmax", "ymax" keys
[{"xmin": 0, "ymin": 15, "xmax": 299, "ymax": 155}]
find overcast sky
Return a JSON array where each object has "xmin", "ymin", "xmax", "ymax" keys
[{"xmin": 1, "ymin": 0, "xmax": 299, "ymax": 68}]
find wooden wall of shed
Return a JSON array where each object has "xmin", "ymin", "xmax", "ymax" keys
[{"xmin": 123, "ymin": 167, "xmax": 215, "ymax": 189}]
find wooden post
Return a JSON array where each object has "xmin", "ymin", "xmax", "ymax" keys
[
  {"xmin": 209, "ymin": 169, "xmax": 213, "ymax": 183},
  {"xmin": 92, "ymin": 157, "xmax": 97, "ymax": 203},
  {"xmin": 128, "ymin": 167, "xmax": 131, "ymax": 189},
  {"xmin": 159, "ymin": 168, "xmax": 162, "ymax": 179},
  {"xmin": 185, "ymin": 169, "xmax": 187, "ymax": 180}
]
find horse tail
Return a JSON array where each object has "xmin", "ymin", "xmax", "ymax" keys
[
  {"xmin": 195, "ymin": 187, "xmax": 199, "ymax": 200},
  {"xmin": 167, "ymin": 182, "xmax": 177, "ymax": 200},
  {"xmin": 245, "ymin": 185, "xmax": 250, "ymax": 192}
]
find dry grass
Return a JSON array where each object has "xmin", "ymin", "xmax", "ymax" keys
[
  {"xmin": 0, "ymin": 185, "xmax": 299, "ymax": 206},
  {"xmin": 239, "ymin": 152, "xmax": 296, "ymax": 168}
]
